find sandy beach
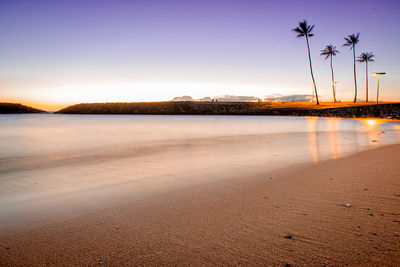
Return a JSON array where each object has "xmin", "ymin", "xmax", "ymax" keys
[
  {"xmin": 1, "ymin": 144, "xmax": 399, "ymax": 266},
  {"xmin": 2, "ymin": 0, "xmax": 400, "ymax": 265}
]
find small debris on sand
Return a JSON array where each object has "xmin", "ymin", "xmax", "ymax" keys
[
  {"xmin": 0, "ymin": 243, "xmax": 10, "ymax": 250},
  {"xmin": 338, "ymin": 203, "xmax": 352, "ymax": 208}
]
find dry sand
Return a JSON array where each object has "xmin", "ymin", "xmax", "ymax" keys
[{"xmin": 1, "ymin": 144, "xmax": 399, "ymax": 266}]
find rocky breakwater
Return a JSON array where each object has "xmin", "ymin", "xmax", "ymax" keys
[
  {"xmin": 288, "ymin": 103, "xmax": 400, "ymax": 119},
  {"xmin": 57, "ymin": 102, "xmax": 400, "ymax": 119}
]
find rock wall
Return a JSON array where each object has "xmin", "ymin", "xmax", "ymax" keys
[{"xmin": 57, "ymin": 102, "xmax": 400, "ymax": 119}]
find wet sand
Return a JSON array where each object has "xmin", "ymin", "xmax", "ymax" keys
[{"xmin": 1, "ymin": 144, "xmax": 400, "ymax": 266}]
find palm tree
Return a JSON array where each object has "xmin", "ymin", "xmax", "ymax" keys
[
  {"xmin": 293, "ymin": 20, "xmax": 319, "ymax": 105},
  {"xmin": 343, "ymin": 33, "xmax": 360, "ymax": 103},
  {"xmin": 357, "ymin": 52, "xmax": 375, "ymax": 102},
  {"xmin": 320, "ymin": 45, "xmax": 339, "ymax": 103}
]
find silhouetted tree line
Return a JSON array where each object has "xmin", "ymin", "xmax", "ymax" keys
[{"xmin": 293, "ymin": 20, "xmax": 377, "ymax": 104}]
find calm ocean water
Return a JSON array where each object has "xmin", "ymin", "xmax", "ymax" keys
[{"xmin": 1, "ymin": 114, "xmax": 400, "ymax": 234}]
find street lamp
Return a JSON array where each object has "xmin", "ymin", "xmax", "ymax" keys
[
  {"xmin": 332, "ymin": 81, "xmax": 340, "ymax": 103},
  {"xmin": 372, "ymin": 72, "xmax": 386, "ymax": 103}
]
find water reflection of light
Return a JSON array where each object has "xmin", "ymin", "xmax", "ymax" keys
[
  {"xmin": 393, "ymin": 125, "xmax": 400, "ymax": 140},
  {"xmin": 366, "ymin": 119, "xmax": 377, "ymax": 127},
  {"xmin": 359, "ymin": 119, "xmax": 383, "ymax": 147},
  {"xmin": 360, "ymin": 118, "xmax": 385, "ymax": 129},
  {"xmin": 327, "ymin": 118, "xmax": 341, "ymax": 159},
  {"xmin": 307, "ymin": 117, "xmax": 319, "ymax": 163}
]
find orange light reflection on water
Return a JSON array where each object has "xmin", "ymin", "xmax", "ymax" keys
[
  {"xmin": 327, "ymin": 118, "xmax": 341, "ymax": 159},
  {"xmin": 360, "ymin": 118, "xmax": 385, "ymax": 129},
  {"xmin": 307, "ymin": 117, "xmax": 319, "ymax": 163},
  {"xmin": 394, "ymin": 125, "xmax": 400, "ymax": 140},
  {"xmin": 365, "ymin": 119, "xmax": 377, "ymax": 127},
  {"xmin": 359, "ymin": 119, "xmax": 384, "ymax": 148}
]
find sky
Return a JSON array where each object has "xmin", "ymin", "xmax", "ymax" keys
[{"xmin": 0, "ymin": 0, "xmax": 399, "ymax": 110}]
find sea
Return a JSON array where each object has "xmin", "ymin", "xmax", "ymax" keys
[{"xmin": 1, "ymin": 114, "xmax": 400, "ymax": 234}]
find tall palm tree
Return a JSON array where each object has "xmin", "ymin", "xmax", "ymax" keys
[
  {"xmin": 357, "ymin": 52, "xmax": 375, "ymax": 102},
  {"xmin": 320, "ymin": 44, "xmax": 339, "ymax": 103},
  {"xmin": 343, "ymin": 33, "xmax": 360, "ymax": 103},
  {"xmin": 293, "ymin": 20, "xmax": 319, "ymax": 105}
]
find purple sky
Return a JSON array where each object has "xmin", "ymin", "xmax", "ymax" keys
[{"xmin": 0, "ymin": 0, "xmax": 399, "ymax": 109}]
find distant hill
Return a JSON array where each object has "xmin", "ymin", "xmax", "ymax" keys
[
  {"xmin": 56, "ymin": 102, "xmax": 400, "ymax": 119},
  {"xmin": 0, "ymin": 103, "xmax": 45, "ymax": 114}
]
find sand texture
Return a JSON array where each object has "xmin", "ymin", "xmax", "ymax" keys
[{"xmin": 1, "ymin": 145, "xmax": 400, "ymax": 266}]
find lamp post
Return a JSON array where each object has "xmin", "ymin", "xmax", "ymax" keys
[
  {"xmin": 372, "ymin": 72, "xmax": 386, "ymax": 103},
  {"xmin": 332, "ymin": 81, "xmax": 340, "ymax": 103}
]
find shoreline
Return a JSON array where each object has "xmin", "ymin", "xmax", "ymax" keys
[{"xmin": 1, "ymin": 144, "xmax": 399, "ymax": 266}]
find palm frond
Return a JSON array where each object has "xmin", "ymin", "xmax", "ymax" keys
[
  {"xmin": 357, "ymin": 52, "xmax": 375, "ymax": 62},
  {"xmin": 292, "ymin": 27, "xmax": 305, "ymax": 37},
  {"xmin": 320, "ymin": 44, "xmax": 339, "ymax": 59},
  {"xmin": 343, "ymin": 33, "xmax": 360, "ymax": 49},
  {"xmin": 343, "ymin": 38, "xmax": 351, "ymax": 47},
  {"xmin": 292, "ymin": 20, "xmax": 315, "ymax": 38}
]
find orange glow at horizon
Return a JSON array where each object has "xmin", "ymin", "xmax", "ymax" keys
[
  {"xmin": 0, "ymin": 81, "xmax": 272, "ymax": 112},
  {"xmin": 26, "ymin": 101, "xmax": 71, "ymax": 111},
  {"xmin": 0, "ymin": 99, "xmax": 71, "ymax": 112}
]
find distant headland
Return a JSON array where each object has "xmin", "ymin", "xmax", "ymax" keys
[
  {"xmin": 56, "ymin": 102, "xmax": 400, "ymax": 120},
  {"xmin": 0, "ymin": 103, "xmax": 45, "ymax": 114}
]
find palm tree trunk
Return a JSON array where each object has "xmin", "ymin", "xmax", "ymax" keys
[
  {"xmin": 365, "ymin": 62, "xmax": 368, "ymax": 102},
  {"xmin": 306, "ymin": 36, "xmax": 319, "ymax": 105},
  {"xmin": 330, "ymin": 56, "xmax": 336, "ymax": 103},
  {"xmin": 353, "ymin": 45, "xmax": 357, "ymax": 103}
]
